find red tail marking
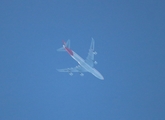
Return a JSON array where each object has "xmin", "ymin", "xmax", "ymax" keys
[
  {"xmin": 65, "ymin": 47, "xmax": 73, "ymax": 56},
  {"xmin": 62, "ymin": 40, "xmax": 66, "ymax": 46},
  {"xmin": 62, "ymin": 40, "xmax": 73, "ymax": 56}
]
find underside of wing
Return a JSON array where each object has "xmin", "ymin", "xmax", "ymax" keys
[
  {"xmin": 85, "ymin": 38, "xmax": 97, "ymax": 67},
  {"xmin": 57, "ymin": 65, "xmax": 87, "ymax": 76}
]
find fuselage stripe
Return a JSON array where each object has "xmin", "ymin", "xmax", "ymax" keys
[{"xmin": 65, "ymin": 47, "xmax": 73, "ymax": 56}]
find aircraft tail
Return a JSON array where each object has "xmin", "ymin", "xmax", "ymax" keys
[{"xmin": 57, "ymin": 40, "xmax": 70, "ymax": 52}]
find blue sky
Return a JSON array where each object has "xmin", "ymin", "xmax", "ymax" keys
[{"xmin": 0, "ymin": 0, "xmax": 165, "ymax": 120}]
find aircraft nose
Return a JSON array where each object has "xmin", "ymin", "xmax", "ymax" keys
[
  {"xmin": 96, "ymin": 72, "xmax": 104, "ymax": 80},
  {"xmin": 100, "ymin": 75, "xmax": 104, "ymax": 80}
]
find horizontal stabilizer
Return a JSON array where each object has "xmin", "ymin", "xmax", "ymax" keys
[{"xmin": 57, "ymin": 47, "xmax": 65, "ymax": 52}]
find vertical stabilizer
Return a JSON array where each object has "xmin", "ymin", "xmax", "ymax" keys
[{"xmin": 63, "ymin": 40, "xmax": 70, "ymax": 48}]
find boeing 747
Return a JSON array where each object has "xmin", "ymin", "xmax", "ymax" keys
[{"xmin": 57, "ymin": 38, "xmax": 104, "ymax": 80}]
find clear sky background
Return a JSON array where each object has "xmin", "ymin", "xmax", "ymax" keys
[{"xmin": 0, "ymin": 0, "xmax": 165, "ymax": 120}]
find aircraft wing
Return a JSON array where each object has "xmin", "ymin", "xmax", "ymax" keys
[
  {"xmin": 57, "ymin": 65, "xmax": 87, "ymax": 73},
  {"xmin": 85, "ymin": 38, "xmax": 97, "ymax": 67}
]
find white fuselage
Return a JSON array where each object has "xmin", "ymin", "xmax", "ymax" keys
[{"xmin": 71, "ymin": 51, "xmax": 104, "ymax": 80}]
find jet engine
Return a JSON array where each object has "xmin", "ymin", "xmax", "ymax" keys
[
  {"xmin": 80, "ymin": 73, "xmax": 84, "ymax": 76},
  {"xmin": 69, "ymin": 72, "xmax": 73, "ymax": 76},
  {"xmin": 94, "ymin": 61, "xmax": 97, "ymax": 64},
  {"xmin": 93, "ymin": 51, "xmax": 97, "ymax": 55}
]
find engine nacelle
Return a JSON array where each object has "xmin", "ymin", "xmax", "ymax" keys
[
  {"xmin": 93, "ymin": 51, "xmax": 97, "ymax": 55},
  {"xmin": 69, "ymin": 72, "xmax": 73, "ymax": 76},
  {"xmin": 80, "ymin": 73, "xmax": 84, "ymax": 76},
  {"xmin": 94, "ymin": 61, "xmax": 97, "ymax": 64}
]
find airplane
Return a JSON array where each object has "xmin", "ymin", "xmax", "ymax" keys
[{"xmin": 57, "ymin": 38, "xmax": 104, "ymax": 80}]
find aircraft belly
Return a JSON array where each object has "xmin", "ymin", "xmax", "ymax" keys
[
  {"xmin": 72, "ymin": 52, "xmax": 92, "ymax": 71},
  {"xmin": 72, "ymin": 51, "xmax": 104, "ymax": 80},
  {"xmin": 57, "ymin": 39, "xmax": 104, "ymax": 80}
]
